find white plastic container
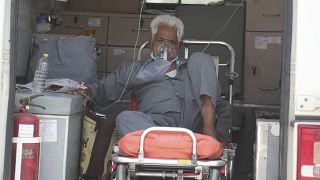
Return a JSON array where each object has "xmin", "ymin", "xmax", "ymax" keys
[{"xmin": 36, "ymin": 16, "xmax": 51, "ymax": 33}]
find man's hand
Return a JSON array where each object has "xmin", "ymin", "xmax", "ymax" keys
[
  {"xmin": 68, "ymin": 83, "xmax": 92, "ymax": 107},
  {"xmin": 216, "ymin": 133, "xmax": 231, "ymax": 149},
  {"xmin": 203, "ymin": 128, "xmax": 230, "ymax": 149},
  {"xmin": 201, "ymin": 95, "xmax": 216, "ymax": 136}
]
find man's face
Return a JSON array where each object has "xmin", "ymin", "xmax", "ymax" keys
[{"xmin": 150, "ymin": 24, "xmax": 180, "ymax": 61}]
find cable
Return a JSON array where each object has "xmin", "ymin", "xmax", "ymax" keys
[
  {"xmin": 88, "ymin": 0, "xmax": 243, "ymax": 110},
  {"xmin": 91, "ymin": 0, "xmax": 146, "ymax": 111},
  {"xmin": 202, "ymin": 0, "xmax": 244, "ymax": 53}
]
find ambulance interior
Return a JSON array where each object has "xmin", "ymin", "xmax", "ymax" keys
[{"xmin": 12, "ymin": 0, "xmax": 283, "ymax": 179}]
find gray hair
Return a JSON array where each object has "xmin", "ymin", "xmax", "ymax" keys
[{"xmin": 150, "ymin": 15, "xmax": 184, "ymax": 42}]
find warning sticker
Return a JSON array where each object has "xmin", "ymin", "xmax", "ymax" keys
[
  {"xmin": 18, "ymin": 124, "xmax": 34, "ymax": 138},
  {"xmin": 255, "ymin": 36, "xmax": 282, "ymax": 49}
]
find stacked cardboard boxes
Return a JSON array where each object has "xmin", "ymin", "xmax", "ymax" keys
[
  {"xmin": 68, "ymin": 0, "xmax": 142, "ymax": 14},
  {"xmin": 243, "ymin": 0, "xmax": 284, "ymax": 105}
]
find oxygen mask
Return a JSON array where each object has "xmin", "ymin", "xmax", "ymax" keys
[
  {"xmin": 137, "ymin": 40, "xmax": 178, "ymax": 81},
  {"xmin": 151, "ymin": 39, "xmax": 177, "ymax": 62}
]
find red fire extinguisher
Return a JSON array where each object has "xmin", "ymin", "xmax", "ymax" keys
[{"xmin": 11, "ymin": 95, "xmax": 44, "ymax": 180}]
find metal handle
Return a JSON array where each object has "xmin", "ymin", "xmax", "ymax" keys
[
  {"xmin": 95, "ymin": 47, "xmax": 102, "ymax": 60},
  {"xmin": 137, "ymin": 41, "xmax": 149, "ymax": 61},
  {"xmin": 65, "ymin": 25, "xmax": 84, "ymax": 29},
  {"xmin": 263, "ymin": 13, "xmax": 281, "ymax": 17},
  {"xmin": 132, "ymin": 28, "xmax": 149, "ymax": 32},
  {"xmin": 28, "ymin": 103, "xmax": 46, "ymax": 110},
  {"xmin": 184, "ymin": 47, "xmax": 229, "ymax": 67},
  {"xmin": 219, "ymin": 63, "xmax": 229, "ymax": 67},
  {"xmin": 20, "ymin": 94, "xmax": 43, "ymax": 106},
  {"xmin": 138, "ymin": 127, "xmax": 198, "ymax": 165},
  {"xmin": 182, "ymin": 40, "xmax": 236, "ymax": 104},
  {"xmin": 249, "ymin": 65, "xmax": 256, "ymax": 75},
  {"xmin": 260, "ymin": 87, "xmax": 278, "ymax": 91},
  {"xmin": 182, "ymin": 40, "xmax": 235, "ymax": 74}
]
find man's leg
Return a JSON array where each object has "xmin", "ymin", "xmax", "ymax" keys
[
  {"xmin": 116, "ymin": 111, "xmax": 156, "ymax": 137},
  {"xmin": 86, "ymin": 114, "xmax": 115, "ymax": 179},
  {"xmin": 186, "ymin": 52, "xmax": 231, "ymax": 141},
  {"xmin": 188, "ymin": 53, "xmax": 218, "ymax": 138},
  {"xmin": 187, "ymin": 52, "xmax": 221, "ymax": 106},
  {"xmin": 216, "ymin": 99, "xmax": 232, "ymax": 141}
]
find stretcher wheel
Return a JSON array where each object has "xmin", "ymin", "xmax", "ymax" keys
[
  {"xmin": 208, "ymin": 169, "xmax": 222, "ymax": 180},
  {"xmin": 116, "ymin": 164, "xmax": 128, "ymax": 180}
]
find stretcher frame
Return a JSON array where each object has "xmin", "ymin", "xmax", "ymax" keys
[
  {"xmin": 112, "ymin": 127, "xmax": 236, "ymax": 180},
  {"xmin": 137, "ymin": 40, "xmax": 237, "ymax": 104},
  {"xmin": 112, "ymin": 40, "xmax": 237, "ymax": 180}
]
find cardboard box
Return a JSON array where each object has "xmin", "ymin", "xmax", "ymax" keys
[
  {"xmin": 108, "ymin": 16, "xmax": 153, "ymax": 46},
  {"xmin": 69, "ymin": 0, "xmax": 141, "ymax": 14},
  {"xmin": 243, "ymin": 32, "xmax": 282, "ymax": 105}
]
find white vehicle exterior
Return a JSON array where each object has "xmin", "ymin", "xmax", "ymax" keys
[
  {"xmin": 285, "ymin": 0, "xmax": 320, "ymax": 179},
  {"xmin": 0, "ymin": 0, "xmax": 13, "ymax": 179},
  {"xmin": 0, "ymin": 0, "xmax": 320, "ymax": 179}
]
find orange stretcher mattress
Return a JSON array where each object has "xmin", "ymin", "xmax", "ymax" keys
[{"xmin": 118, "ymin": 130, "xmax": 223, "ymax": 160}]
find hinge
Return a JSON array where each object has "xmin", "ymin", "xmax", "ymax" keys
[{"xmin": 297, "ymin": 95, "xmax": 320, "ymax": 111}]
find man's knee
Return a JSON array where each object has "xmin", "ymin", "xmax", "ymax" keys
[
  {"xmin": 116, "ymin": 111, "xmax": 134, "ymax": 137},
  {"xmin": 116, "ymin": 111, "xmax": 155, "ymax": 137},
  {"xmin": 187, "ymin": 52, "xmax": 218, "ymax": 80},
  {"xmin": 188, "ymin": 52, "xmax": 216, "ymax": 68},
  {"xmin": 116, "ymin": 111, "xmax": 131, "ymax": 126}
]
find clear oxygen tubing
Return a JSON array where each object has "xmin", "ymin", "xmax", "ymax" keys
[
  {"xmin": 202, "ymin": 0, "xmax": 245, "ymax": 53},
  {"xmin": 85, "ymin": 0, "xmax": 243, "ymax": 109},
  {"xmin": 86, "ymin": 0, "xmax": 146, "ymax": 111}
]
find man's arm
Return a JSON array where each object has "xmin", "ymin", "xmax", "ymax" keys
[
  {"xmin": 201, "ymin": 94, "xmax": 230, "ymax": 148},
  {"xmin": 72, "ymin": 61, "xmax": 141, "ymax": 107},
  {"xmin": 201, "ymin": 95, "xmax": 218, "ymax": 139}
]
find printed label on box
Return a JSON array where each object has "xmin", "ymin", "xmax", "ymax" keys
[
  {"xmin": 255, "ymin": 36, "xmax": 268, "ymax": 49},
  {"xmin": 267, "ymin": 37, "xmax": 282, "ymax": 44},
  {"xmin": 88, "ymin": 18, "xmax": 102, "ymax": 27},
  {"xmin": 40, "ymin": 119, "xmax": 57, "ymax": 142},
  {"xmin": 113, "ymin": 48, "xmax": 126, "ymax": 56}
]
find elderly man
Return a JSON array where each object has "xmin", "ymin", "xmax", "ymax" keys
[{"xmin": 80, "ymin": 14, "xmax": 231, "ymax": 145}]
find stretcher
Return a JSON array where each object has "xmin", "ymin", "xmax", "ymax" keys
[
  {"xmin": 111, "ymin": 127, "xmax": 236, "ymax": 180},
  {"xmin": 111, "ymin": 40, "xmax": 237, "ymax": 180}
]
